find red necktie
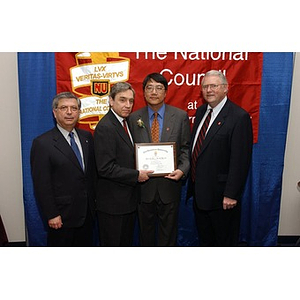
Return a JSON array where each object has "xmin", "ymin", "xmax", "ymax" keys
[
  {"xmin": 191, "ymin": 109, "xmax": 212, "ymax": 182},
  {"xmin": 151, "ymin": 112, "xmax": 159, "ymax": 143},
  {"xmin": 123, "ymin": 119, "xmax": 129, "ymax": 136}
]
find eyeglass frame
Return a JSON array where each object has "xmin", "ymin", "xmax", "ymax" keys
[
  {"xmin": 201, "ymin": 83, "xmax": 227, "ymax": 91},
  {"xmin": 144, "ymin": 85, "xmax": 165, "ymax": 93},
  {"xmin": 56, "ymin": 105, "xmax": 80, "ymax": 112}
]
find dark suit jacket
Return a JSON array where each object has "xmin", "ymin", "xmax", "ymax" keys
[
  {"xmin": 128, "ymin": 104, "xmax": 191, "ymax": 204},
  {"xmin": 189, "ymin": 99, "xmax": 253, "ymax": 210},
  {"xmin": 30, "ymin": 126, "xmax": 96, "ymax": 228},
  {"xmin": 94, "ymin": 109, "xmax": 139, "ymax": 215}
]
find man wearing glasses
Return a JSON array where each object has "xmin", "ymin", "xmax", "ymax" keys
[
  {"xmin": 128, "ymin": 73, "xmax": 190, "ymax": 246},
  {"xmin": 188, "ymin": 70, "xmax": 253, "ymax": 246},
  {"xmin": 31, "ymin": 92, "xmax": 96, "ymax": 246}
]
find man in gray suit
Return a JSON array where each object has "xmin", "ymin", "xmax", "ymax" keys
[{"xmin": 128, "ymin": 73, "xmax": 190, "ymax": 246}]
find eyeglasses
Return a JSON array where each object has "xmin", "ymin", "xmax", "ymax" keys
[
  {"xmin": 145, "ymin": 85, "xmax": 165, "ymax": 93},
  {"xmin": 56, "ymin": 105, "xmax": 79, "ymax": 112},
  {"xmin": 202, "ymin": 84, "xmax": 225, "ymax": 91}
]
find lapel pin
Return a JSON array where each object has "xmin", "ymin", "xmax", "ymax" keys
[
  {"xmin": 166, "ymin": 127, "xmax": 170, "ymax": 131},
  {"xmin": 218, "ymin": 122, "xmax": 221, "ymax": 126}
]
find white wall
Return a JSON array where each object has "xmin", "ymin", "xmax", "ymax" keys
[
  {"xmin": 0, "ymin": 52, "xmax": 299, "ymax": 243},
  {"xmin": 0, "ymin": 52, "xmax": 25, "ymax": 242},
  {"xmin": 279, "ymin": 53, "xmax": 300, "ymax": 235}
]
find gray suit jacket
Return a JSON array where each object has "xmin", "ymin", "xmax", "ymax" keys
[{"xmin": 128, "ymin": 104, "xmax": 191, "ymax": 204}]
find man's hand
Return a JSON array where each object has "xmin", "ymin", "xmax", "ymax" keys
[
  {"xmin": 164, "ymin": 169, "xmax": 184, "ymax": 181},
  {"xmin": 138, "ymin": 170, "xmax": 154, "ymax": 182},
  {"xmin": 48, "ymin": 215, "xmax": 63, "ymax": 229},
  {"xmin": 223, "ymin": 197, "xmax": 237, "ymax": 210}
]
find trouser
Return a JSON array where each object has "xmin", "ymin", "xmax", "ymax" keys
[
  {"xmin": 138, "ymin": 192, "xmax": 179, "ymax": 246},
  {"xmin": 47, "ymin": 210, "xmax": 94, "ymax": 247},
  {"xmin": 193, "ymin": 201, "xmax": 241, "ymax": 247},
  {"xmin": 97, "ymin": 210, "xmax": 136, "ymax": 246}
]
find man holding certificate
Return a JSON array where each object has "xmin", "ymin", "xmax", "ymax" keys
[
  {"xmin": 94, "ymin": 82, "xmax": 152, "ymax": 246},
  {"xmin": 128, "ymin": 73, "xmax": 190, "ymax": 246}
]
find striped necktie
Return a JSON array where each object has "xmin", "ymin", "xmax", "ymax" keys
[{"xmin": 191, "ymin": 109, "xmax": 212, "ymax": 182}]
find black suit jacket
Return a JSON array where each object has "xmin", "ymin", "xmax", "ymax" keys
[
  {"xmin": 94, "ymin": 109, "xmax": 139, "ymax": 215},
  {"xmin": 189, "ymin": 99, "xmax": 253, "ymax": 210},
  {"xmin": 128, "ymin": 104, "xmax": 191, "ymax": 204},
  {"xmin": 30, "ymin": 126, "xmax": 96, "ymax": 228}
]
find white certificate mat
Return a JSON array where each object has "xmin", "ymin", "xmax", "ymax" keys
[{"xmin": 135, "ymin": 142, "xmax": 177, "ymax": 176}]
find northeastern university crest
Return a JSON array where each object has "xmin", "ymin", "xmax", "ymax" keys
[{"xmin": 68, "ymin": 52, "xmax": 130, "ymax": 130}]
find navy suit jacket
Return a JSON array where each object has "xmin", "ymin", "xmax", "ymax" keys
[
  {"xmin": 189, "ymin": 99, "xmax": 253, "ymax": 210},
  {"xmin": 30, "ymin": 126, "xmax": 96, "ymax": 227}
]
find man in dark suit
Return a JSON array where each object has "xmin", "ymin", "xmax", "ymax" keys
[
  {"xmin": 189, "ymin": 70, "xmax": 253, "ymax": 246},
  {"xmin": 128, "ymin": 73, "xmax": 190, "ymax": 246},
  {"xmin": 94, "ymin": 82, "xmax": 152, "ymax": 246},
  {"xmin": 31, "ymin": 92, "xmax": 96, "ymax": 246}
]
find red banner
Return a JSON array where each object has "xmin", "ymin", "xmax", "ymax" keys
[{"xmin": 56, "ymin": 52, "xmax": 263, "ymax": 143}]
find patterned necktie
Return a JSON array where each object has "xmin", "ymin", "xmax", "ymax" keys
[
  {"xmin": 151, "ymin": 112, "xmax": 159, "ymax": 143},
  {"xmin": 191, "ymin": 109, "xmax": 212, "ymax": 182},
  {"xmin": 69, "ymin": 131, "xmax": 83, "ymax": 169}
]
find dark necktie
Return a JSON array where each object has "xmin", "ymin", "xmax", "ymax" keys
[
  {"xmin": 151, "ymin": 112, "xmax": 159, "ymax": 143},
  {"xmin": 191, "ymin": 109, "xmax": 212, "ymax": 182},
  {"xmin": 69, "ymin": 131, "xmax": 83, "ymax": 169}
]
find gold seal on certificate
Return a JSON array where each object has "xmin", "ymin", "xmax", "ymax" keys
[{"xmin": 135, "ymin": 142, "xmax": 177, "ymax": 177}]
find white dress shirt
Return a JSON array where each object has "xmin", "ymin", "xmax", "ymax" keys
[{"xmin": 192, "ymin": 96, "xmax": 227, "ymax": 151}]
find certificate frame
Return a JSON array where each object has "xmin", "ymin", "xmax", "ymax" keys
[{"xmin": 135, "ymin": 142, "xmax": 177, "ymax": 177}]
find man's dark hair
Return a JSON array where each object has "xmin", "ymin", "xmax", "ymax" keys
[{"xmin": 142, "ymin": 73, "xmax": 168, "ymax": 91}]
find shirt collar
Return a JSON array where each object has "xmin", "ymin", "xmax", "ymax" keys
[
  {"xmin": 208, "ymin": 96, "xmax": 227, "ymax": 115},
  {"xmin": 111, "ymin": 108, "xmax": 125, "ymax": 124},
  {"xmin": 57, "ymin": 123, "xmax": 77, "ymax": 139},
  {"xmin": 148, "ymin": 103, "xmax": 165, "ymax": 119}
]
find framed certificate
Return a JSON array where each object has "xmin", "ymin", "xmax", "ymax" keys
[{"xmin": 135, "ymin": 142, "xmax": 177, "ymax": 177}]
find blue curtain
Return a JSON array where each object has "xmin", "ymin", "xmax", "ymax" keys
[
  {"xmin": 239, "ymin": 53, "xmax": 294, "ymax": 246},
  {"xmin": 18, "ymin": 53, "xmax": 56, "ymax": 246},
  {"xmin": 18, "ymin": 52, "xmax": 293, "ymax": 246}
]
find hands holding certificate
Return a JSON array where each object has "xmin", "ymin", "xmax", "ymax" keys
[
  {"xmin": 135, "ymin": 142, "xmax": 178, "ymax": 178},
  {"xmin": 138, "ymin": 170, "xmax": 154, "ymax": 183},
  {"xmin": 164, "ymin": 169, "xmax": 184, "ymax": 181},
  {"xmin": 138, "ymin": 168, "xmax": 184, "ymax": 182}
]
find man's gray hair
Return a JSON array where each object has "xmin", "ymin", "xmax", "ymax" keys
[
  {"xmin": 109, "ymin": 82, "xmax": 135, "ymax": 100},
  {"xmin": 202, "ymin": 70, "xmax": 228, "ymax": 85},
  {"xmin": 52, "ymin": 92, "xmax": 81, "ymax": 109}
]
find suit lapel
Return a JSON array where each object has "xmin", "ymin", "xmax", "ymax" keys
[
  {"xmin": 109, "ymin": 110, "xmax": 133, "ymax": 149},
  {"xmin": 200, "ymin": 101, "xmax": 229, "ymax": 154},
  {"xmin": 52, "ymin": 127, "xmax": 83, "ymax": 172},
  {"xmin": 77, "ymin": 129, "xmax": 89, "ymax": 172},
  {"xmin": 134, "ymin": 107, "xmax": 151, "ymax": 143},
  {"xmin": 161, "ymin": 105, "xmax": 174, "ymax": 142}
]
